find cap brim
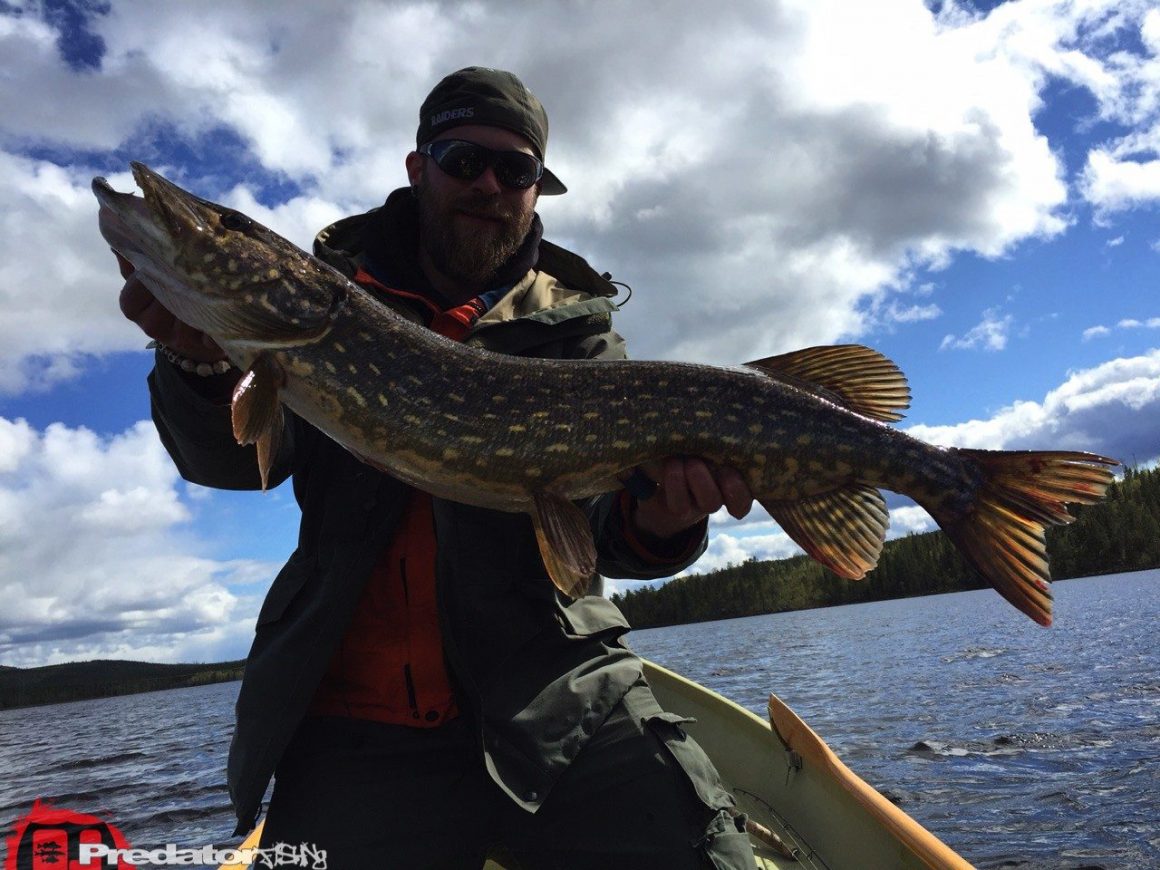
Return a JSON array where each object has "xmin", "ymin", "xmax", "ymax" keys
[{"xmin": 540, "ymin": 167, "xmax": 566, "ymax": 195}]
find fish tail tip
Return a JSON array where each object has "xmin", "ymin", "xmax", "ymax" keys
[{"xmin": 934, "ymin": 448, "xmax": 1118, "ymax": 625}]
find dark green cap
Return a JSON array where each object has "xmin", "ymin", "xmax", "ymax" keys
[{"xmin": 417, "ymin": 66, "xmax": 566, "ymax": 195}]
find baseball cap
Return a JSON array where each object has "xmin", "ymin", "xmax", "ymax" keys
[{"xmin": 417, "ymin": 66, "xmax": 567, "ymax": 195}]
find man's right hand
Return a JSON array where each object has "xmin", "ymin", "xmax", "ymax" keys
[{"xmin": 114, "ymin": 251, "xmax": 227, "ymax": 362}]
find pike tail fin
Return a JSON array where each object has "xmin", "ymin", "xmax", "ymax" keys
[{"xmin": 931, "ymin": 450, "xmax": 1119, "ymax": 626}]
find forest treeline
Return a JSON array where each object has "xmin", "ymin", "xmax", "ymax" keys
[
  {"xmin": 611, "ymin": 465, "xmax": 1160, "ymax": 628},
  {"xmin": 0, "ymin": 659, "xmax": 246, "ymax": 710},
  {"xmin": 6, "ymin": 469, "xmax": 1157, "ymax": 708}
]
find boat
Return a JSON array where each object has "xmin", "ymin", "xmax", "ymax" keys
[{"xmin": 221, "ymin": 659, "xmax": 973, "ymax": 869}]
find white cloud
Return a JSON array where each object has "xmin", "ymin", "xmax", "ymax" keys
[
  {"xmin": 0, "ymin": 417, "xmax": 276, "ymax": 666},
  {"xmin": 687, "ymin": 527, "xmax": 802, "ymax": 575},
  {"xmin": 940, "ymin": 307, "xmax": 1014, "ymax": 351},
  {"xmin": 1070, "ymin": 3, "xmax": 1160, "ymax": 217},
  {"xmin": 1118, "ymin": 317, "xmax": 1160, "ymax": 329},
  {"xmin": 1081, "ymin": 149, "xmax": 1160, "ymax": 218},
  {"xmin": 0, "ymin": 154, "xmax": 144, "ymax": 394},
  {"xmin": 905, "ymin": 350, "xmax": 1160, "ymax": 462},
  {"xmin": 1084, "ymin": 318, "xmax": 1160, "ymax": 339},
  {"xmin": 2, "ymin": 0, "xmax": 1129, "ymax": 386}
]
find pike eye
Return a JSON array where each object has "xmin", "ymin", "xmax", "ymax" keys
[{"xmin": 220, "ymin": 211, "xmax": 251, "ymax": 231}]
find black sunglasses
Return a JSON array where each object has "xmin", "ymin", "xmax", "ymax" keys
[{"xmin": 418, "ymin": 139, "xmax": 545, "ymax": 190}]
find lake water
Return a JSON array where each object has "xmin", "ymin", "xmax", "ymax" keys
[{"xmin": 1, "ymin": 570, "xmax": 1157, "ymax": 868}]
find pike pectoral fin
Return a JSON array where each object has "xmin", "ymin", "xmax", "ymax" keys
[
  {"xmin": 762, "ymin": 484, "xmax": 889, "ymax": 579},
  {"xmin": 231, "ymin": 354, "xmax": 286, "ymax": 491},
  {"xmin": 746, "ymin": 345, "xmax": 911, "ymax": 422},
  {"xmin": 530, "ymin": 492, "xmax": 598, "ymax": 598}
]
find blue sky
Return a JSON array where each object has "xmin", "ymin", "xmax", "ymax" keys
[{"xmin": 1, "ymin": 0, "xmax": 1158, "ymax": 666}]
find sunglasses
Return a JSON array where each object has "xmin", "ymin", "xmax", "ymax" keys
[{"xmin": 418, "ymin": 139, "xmax": 545, "ymax": 190}]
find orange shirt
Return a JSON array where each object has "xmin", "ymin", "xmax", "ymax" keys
[{"xmin": 309, "ymin": 490, "xmax": 459, "ymax": 727}]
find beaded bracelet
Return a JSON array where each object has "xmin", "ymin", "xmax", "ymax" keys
[{"xmin": 147, "ymin": 340, "xmax": 235, "ymax": 377}]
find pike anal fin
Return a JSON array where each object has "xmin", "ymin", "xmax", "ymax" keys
[
  {"xmin": 231, "ymin": 354, "xmax": 286, "ymax": 491},
  {"xmin": 530, "ymin": 492, "xmax": 598, "ymax": 598},
  {"xmin": 762, "ymin": 483, "xmax": 889, "ymax": 580}
]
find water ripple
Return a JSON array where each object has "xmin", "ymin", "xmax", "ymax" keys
[{"xmin": 1, "ymin": 570, "xmax": 1156, "ymax": 867}]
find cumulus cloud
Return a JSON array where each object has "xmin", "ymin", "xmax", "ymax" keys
[
  {"xmin": 905, "ymin": 350, "xmax": 1160, "ymax": 462},
  {"xmin": 1072, "ymin": 4, "xmax": 1160, "ymax": 216},
  {"xmin": 0, "ymin": 154, "xmax": 142, "ymax": 394},
  {"xmin": 0, "ymin": 417, "xmax": 276, "ymax": 666},
  {"xmin": 4, "ymin": 0, "xmax": 1138, "ymax": 389}
]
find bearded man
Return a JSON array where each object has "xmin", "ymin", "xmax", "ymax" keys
[{"xmin": 117, "ymin": 67, "xmax": 757, "ymax": 868}]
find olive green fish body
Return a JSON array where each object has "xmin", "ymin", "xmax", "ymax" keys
[
  {"xmin": 94, "ymin": 163, "xmax": 1119, "ymax": 625},
  {"xmin": 276, "ymin": 292, "xmax": 917, "ymax": 509}
]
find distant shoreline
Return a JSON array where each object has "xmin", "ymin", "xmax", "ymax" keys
[
  {"xmin": 0, "ymin": 659, "xmax": 244, "ymax": 711},
  {"xmin": 7, "ymin": 467, "xmax": 1157, "ymax": 709}
]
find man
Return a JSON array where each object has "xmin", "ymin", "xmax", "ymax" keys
[{"xmin": 116, "ymin": 67, "xmax": 757, "ymax": 868}]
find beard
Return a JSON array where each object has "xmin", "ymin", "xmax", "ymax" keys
[{"xmin": 415, "ymin": 172, "xmax": 536, "ymax": 291}]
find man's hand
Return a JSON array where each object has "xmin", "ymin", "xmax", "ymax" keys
[
  {"xmin": 628, "ymin": 457, "xmax": 753, "ymax": 542},
  {"xmin": 113, "ymin": 251, "xmax": 227, "ymax": 362}
]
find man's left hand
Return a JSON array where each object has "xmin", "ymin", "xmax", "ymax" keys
[{"xmin": 628, "ymin": 458, "xmax": 754, "ymax": 541}]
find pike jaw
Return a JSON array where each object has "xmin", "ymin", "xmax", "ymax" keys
[{"xmin": 93, "ymin": 162, "xmax": 346, "ymax": 356}]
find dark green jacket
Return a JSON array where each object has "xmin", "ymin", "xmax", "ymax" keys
[{"xmin": 148, "ymin": 192, "xmax": 708, "ymax": 834}]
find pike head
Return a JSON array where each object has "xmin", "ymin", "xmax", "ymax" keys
[{"xmin": 93, "ymin": 162, "xmax": 346, "ymax": 357}]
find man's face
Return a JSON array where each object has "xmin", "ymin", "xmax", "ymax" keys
[{"xmin": 410, "ymin": 124, "xmax": 540, "ymax": 289}]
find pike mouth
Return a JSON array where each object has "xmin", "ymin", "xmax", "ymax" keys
[
  {"xmin": 93, "ymin": 168, "xmax": 216, "ymax": 265},
  {"xmin": 93, "ymin": 175, "xmax": 168, "ymax": 263}
]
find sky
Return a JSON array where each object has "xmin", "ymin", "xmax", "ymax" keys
[{"xmin": 0, "ymin": 0, "xmax": 1157, "ymax": 667}]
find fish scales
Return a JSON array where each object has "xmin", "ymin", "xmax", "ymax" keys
[
  {"xmin": 93, "ymin": 163, "xmax": 1119, "ymax": 624},
  {"xmin": 278, "ymin": 287, "xmax": 921, "ymax": 510}
]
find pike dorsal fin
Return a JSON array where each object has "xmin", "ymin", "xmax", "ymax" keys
[
  {"xmin": 530, "ymin": 491, "xmax": 598, "ymax": 598},
  {"xmin": 761, "ymin": 484, "xmax": 889, "ymax": 579},
  {"xmin": 745, "ymin": 345, "xmax": 911, "ymax": 422},
  {"xmin": 231, "ymin": 354, "xmax": 286, "ymax": 491}
]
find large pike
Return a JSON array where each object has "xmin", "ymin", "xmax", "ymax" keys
[{"xmin": 94, "ymin": 163, "xmax": 1117, "ymax": 626}]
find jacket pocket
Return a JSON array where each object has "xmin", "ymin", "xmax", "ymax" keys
[
  {"xmin": 255, "ymin": 550, "xmax": 315, "ymax": 626},
  {"xmin": 644, "ymin": 712, "xmax": 754, "ymax": 869}
]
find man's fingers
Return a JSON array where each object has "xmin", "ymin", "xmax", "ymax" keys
[
  {"xmin": 117, "ymin": 265, "xmax": 227, "ymax": 361},
  {"xmin": 712, "ymin": 465, "xmax": 754, "ymax": 519},
  {"xmin": 659, "ymin": 457, "xmax": 692, "ymax": 517},
  {"xmin": 636, "ymin": 457, "xmax": 752, "ymax": 519},
  {"xmin": 118, "ymin": 273, "xmax": 156, "ymax": 322},
  {"xmin": 683, "ymin": 458, "xmax": 725, "ymax": 515},
  {"xmin": 132, "ymin": 293, "xmax": 179, "ymax": 343},
  {"xmin": 170, "ymin": 320, "xmax": 225, "ymax": 359}
]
